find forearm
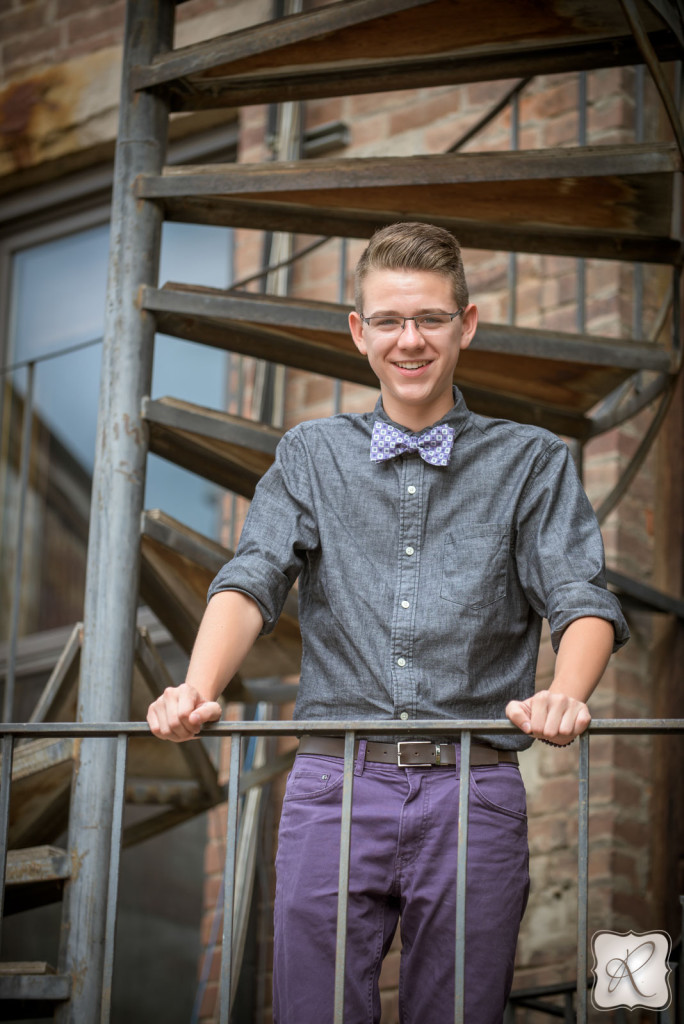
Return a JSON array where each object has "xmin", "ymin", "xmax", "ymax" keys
[
  {"xmin": 506, "ymin": 615, "xmax": 616, "ymax": 743},
  {"xmin": 550, "ymin": 616, "xmax": 615, "ymax": 703},
  {"xmin": 185, "ymin": 589, "xmax": 264, "ymax": 701}
]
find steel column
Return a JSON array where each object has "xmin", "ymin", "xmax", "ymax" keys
[
  {"xmin": 56, "ymin": 2, "xmax": 173, "ymax": 1021},
  {"xmin": 576, "ymin": 732, "xmax": 590, "ymax": 1023}
]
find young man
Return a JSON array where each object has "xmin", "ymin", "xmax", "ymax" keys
[{"xmin": 147, "ymin": 223, "xmax": 629, "ymax": 1022}]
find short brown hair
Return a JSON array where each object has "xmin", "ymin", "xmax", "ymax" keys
[{"xmin": 354, "ymin": 222, "xmax": 469, "ymax": 312}]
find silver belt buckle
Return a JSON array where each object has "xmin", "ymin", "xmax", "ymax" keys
[{"xmin": 397, "ymin": 741, "xmax": 438, "ymax": 767}]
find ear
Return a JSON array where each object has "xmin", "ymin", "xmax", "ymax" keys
[
  {"xmin": 459, "ymin": 303, "xmax": 478, "ymax": 352},
  {"xmin": 349, "ymin": 311, "xmax": 367, "ymax": 355}
]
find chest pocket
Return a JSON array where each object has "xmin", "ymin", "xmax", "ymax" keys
[{"xmin": 441, "ymin": 523, "xmax": 511, "ymax": 610}]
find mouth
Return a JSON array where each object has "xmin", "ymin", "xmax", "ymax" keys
[{"xmin": 394, "ymin": 361, "xmax": 431, "ymax": 371}]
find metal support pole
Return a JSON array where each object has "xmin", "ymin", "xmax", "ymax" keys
[
  {"xmin": 455, "ymin": 730, "xmax": 471, "ymax": 1023},
  {"xmin": 219, "ymin": 734, "xmax": 242, "ymax": 1024},
  {"xmin": 56, "ymin": 3, "xmax": 173, "ymax": 1020},
  {"xmin": 3, "ymin": 362, "xmax": 34, "ymax": 722},
  {"xmin": 334, "ymin": 731, "xmax": 356, "ymax": 1024},
  {"xmin": 576, "ymin": 732, "xmax": 590, "ymax": 1024},
  {"xmin": 100, "ymin": 733, "xmax": 128, "ymax": 1024},
  {"xmin": 0, "ymin": 734, "xmax": 14, "ymax": 952}
]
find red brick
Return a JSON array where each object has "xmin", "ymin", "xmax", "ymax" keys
[
  {"xmin": 388, "ymin": 88, "xmax": 461, "ymax": 137},
  {"xmin": 0, "ymin": 3, "xmax": 44, "ymax": 36},
  {"xmin": 198, "ymin": 979, "xmax": 219, "ymax": 1020},
  {"xmin": 465, "ymin": 79, "xmax": 517, "ymax": 108},
  {"xmin": 56, "ymin": 0, "xmax": 120, "ymax": 15},
  {"xmin": 204, "ymin": 838, "xmax": 225, "ymax": 875},
  {"xmin": 65, "ymin": 1, "xmax": 124, "ymax": 43},
  {"xmin": 542, "ymin": 111, "xmax": 581, "ymax": 148},
  {"xmin": 3, "ymin": 23, "xmax": 62, "ymax": 70}
]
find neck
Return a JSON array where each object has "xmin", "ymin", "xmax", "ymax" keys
[{"xmin": 382, "ymin": 394, "xmax": 455, "ymax": 432}]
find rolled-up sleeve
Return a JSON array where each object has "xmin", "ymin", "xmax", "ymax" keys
[
  {"xmin": 515, "ymin": 439, "xmax": 630, "ymax": 653},
  {"xmin": 207, "ymin": 429, "xmax": 318, "ymax": 634}
]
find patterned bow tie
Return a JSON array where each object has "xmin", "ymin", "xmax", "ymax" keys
[{"xmin": 370, "ymin": 420, "xmax": 455, "ymax": 467}]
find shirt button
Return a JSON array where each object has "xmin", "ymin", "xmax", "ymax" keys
[
  {"xmin": 401, "ymin": 600, "xmax": 410, "ymax": 609},
  {"xmin": 407, "ymin": 485, "xmax": 416, "ymax": 494},
  {"xmin": 400, "ymin": 711, "xmax": 409, "ymax": 720},
  {"xmin": 405, "ymin": 546, "xmax": 414, "ymax": 556},
  {"xmin": 397, "ymin": 657, "xmax": 406, "ymax": 667}
]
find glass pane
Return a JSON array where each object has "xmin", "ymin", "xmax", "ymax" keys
[
  {"xmin": 146, "ymin": 221, "xmax": 232, "ymax": 538},
  {"xmin": 1, "ymin": 220, "xmax": 233, "ymax": 647},
  {"xmin": 9, "ymin": 224, "xmax": 109, "ymax": 362}
]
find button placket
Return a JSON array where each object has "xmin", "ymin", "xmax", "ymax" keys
[{"xmin": 390, "ymin": 458, "xmax": 423, "ymax": 719}]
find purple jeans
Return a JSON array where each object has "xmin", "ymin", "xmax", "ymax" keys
[{"xmin": 273, "ymin": 749, "xmax": 529, "ymax": 1024}]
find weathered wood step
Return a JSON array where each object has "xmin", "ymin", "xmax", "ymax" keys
[
  {"xmin": 142, "ymin": 396, "xmax": 280, "ymax": 495},
  {"xmin": 140, "ymin": 509, "xmax": 301, "ymax": 674},
  {"xmin": 137, "ymin": 144, "xmax": 682, "ymax": 265},
  {"xmin": 143, "ymin": 286, "xmax": 674, "ymax": 439},
  {"xmin": 3, "ymin": 847, "xmax": 69, "ymax": 916},
  {"xmin": 131, "ymin": 0, "xmax": 683, "ymax": 110}
]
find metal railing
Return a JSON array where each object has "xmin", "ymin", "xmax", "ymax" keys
[{"xmin": 0, "ymin": 717, "xmax": 682, "ymax": 1023}]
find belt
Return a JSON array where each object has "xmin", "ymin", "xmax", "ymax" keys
[{"xmin": 297, "ymin": 735, "xmax": 518, "ymax": 768}]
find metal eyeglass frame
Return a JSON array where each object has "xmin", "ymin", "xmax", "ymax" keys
[{"xmin": 360, "ymin": 309, "xmax": 465, "ymax": 333}]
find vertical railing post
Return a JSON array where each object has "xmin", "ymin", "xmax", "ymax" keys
[
  {"xmin": 334, "ymin": 730, "xmax": 356, "ymax": 1024},
  {"xmin": 100, "ymin": 733, "xmax": 128, "ymax": 1024},
  {"xmin": 576, "ymin": 731, "xmax": 590, "ymax": 1023},
  {"xmin": 219, "ymin": 733, "xmax": 242, "ymax": 1024},
  {"xmin": 455, "ymin": 730, "xmax": 471, "ymax": 1024},
  {"xmin": 0, "ymin": 733, "xmax": 14, "ymax": 951},
  {"xmin": 56, "ymin": 3, "xmax": 173, "ymax": 1021}
]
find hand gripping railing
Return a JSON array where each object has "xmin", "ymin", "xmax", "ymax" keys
[{"xmin": 0, "ymin": 718, "xmax": 682, "ymax": 1024}]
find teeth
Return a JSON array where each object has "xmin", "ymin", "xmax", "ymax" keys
[{"xmin": 396, "ymin": 361, "xmax": 428, "ymax": 369}]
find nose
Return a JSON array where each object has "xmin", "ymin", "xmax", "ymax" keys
[{"xmin": 397, "ymin": 318, "xmax": 425, "ymax": 348}]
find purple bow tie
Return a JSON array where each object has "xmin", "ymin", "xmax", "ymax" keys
[{"xmin": 370, "ymin": 420, "xmax": 455, "ymax": 467}]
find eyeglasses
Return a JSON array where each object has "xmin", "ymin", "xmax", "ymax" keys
[{"xmin": 360, "ymin": 310, "xmax": 465, "ymax": 336}]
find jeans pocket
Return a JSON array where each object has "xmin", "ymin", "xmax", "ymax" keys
[
  {"xmin": 470, "ymin": 764, "xmax": 527, "ymax": 821},
  {"xmin": 284, "ymin": 757, "xmax": 345, "ymax": 801}
]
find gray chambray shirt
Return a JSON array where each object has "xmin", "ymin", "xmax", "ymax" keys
[{"xmin": 208, "ymin": 388, "xmax": 629, "ymax": 749}]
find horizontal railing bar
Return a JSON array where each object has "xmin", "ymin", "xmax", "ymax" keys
[{"xmin": 0, "ymin": 719, "xmax": 683, "ymax": 738}]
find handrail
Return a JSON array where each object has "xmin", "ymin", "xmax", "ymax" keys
[{"xmin": 1, "ymin": 718, "xmax": 682, "ymax": 1022}]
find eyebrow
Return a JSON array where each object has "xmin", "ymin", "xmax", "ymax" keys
[{"xmin": 365, "ymin": 307, "xmax": 451, "ymax": 316}]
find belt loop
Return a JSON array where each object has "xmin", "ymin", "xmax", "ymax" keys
[{"xmin": 354, "ymin": 738, "xmax": 368, "ymax": 776}]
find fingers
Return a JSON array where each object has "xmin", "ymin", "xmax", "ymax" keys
[
  {"xmin": 146, "ymin": 684, "xmax": 221, "ymax": 743},
  {"xmin": 507, "ymin": 690, "xmax": 591, "ymax": 746}
]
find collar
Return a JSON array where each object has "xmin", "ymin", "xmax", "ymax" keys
[{"xmin": 371, "ymin": 386, "xmax": 471, "ymax": 442}]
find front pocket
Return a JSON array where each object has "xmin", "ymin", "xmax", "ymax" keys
[
  {"xmin": 284, "ymin": 766, "xmax": 345, "ymax": 801},
  {"xmin": 440, "ymin": 523, "xmax": 510, "ymax": 609},
  {"xmin": 470, "ymin": 764, "xmax": 527, "ymax": 821}
]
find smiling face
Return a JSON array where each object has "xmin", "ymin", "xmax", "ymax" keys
[{"xmin": 349, "ymin": 268, "xmax": 478, "ymax": 431}]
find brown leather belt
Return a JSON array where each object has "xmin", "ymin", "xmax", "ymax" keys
[{"xmin": 298, "ymin": 735, "xmax": 518, "ymax": 768}]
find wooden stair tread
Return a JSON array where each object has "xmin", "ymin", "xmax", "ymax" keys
[
  {"xmin": 143, "ymin": 285, "xmax": 673, "ymax": 439},
  {"xmin": 5, "ymin": 846, "xmax": 69, "ymax": 885},
  {"xmin": 137, "ymin": 145, "xmax": 682, "ymax": 264},
  {"xmin": 131, "ymin": 0, "xmax": 682, "ymax": 109},
  {"xmin": 140, "ymin": 510, "xmax": 301, "ymax": 675},
  {"xmin": 0, "ymin": 963, "xmax": 57, "ymax": 976},
  {"xmin": 143, "ymin": 396, "xmax": 279, "ymax": 495}
]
